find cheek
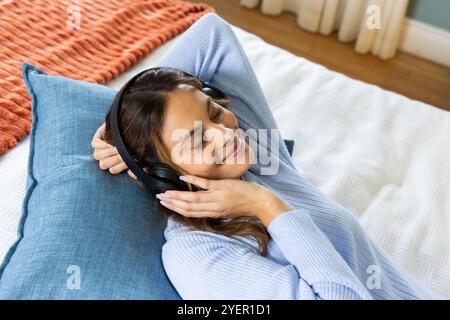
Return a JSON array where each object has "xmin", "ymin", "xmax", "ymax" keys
[
  {"xmin": 246, "ymin": 144, "xmax": 255, "ymax": 164},
  {"xmin": 217, "ymin": 145, "xmax": 254, "ymax": 177}
]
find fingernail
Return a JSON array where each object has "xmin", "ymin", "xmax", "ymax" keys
[
  {"xmin": 179, "ymin": 175, "xmax": 188, "ymax": 181},
  {"xmin": 160, "ymin": 201, "xmax": 168, "ymax": 207}
]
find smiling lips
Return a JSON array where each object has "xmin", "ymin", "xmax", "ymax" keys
[{"xmin": 222, "ymin": 136, "xmax": 241, "ymax": 162}]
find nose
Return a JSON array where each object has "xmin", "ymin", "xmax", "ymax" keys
[
  {"xmin": 220, "ymin": 125, "xmax": 236, "ymax": 143},
  {"xmin": 217, "ymin": 108, "xmax": 239, "ymax": 132}
]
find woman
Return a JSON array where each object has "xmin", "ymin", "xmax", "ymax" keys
[{"xmin": 91, "ymin": 13, "xmax": 438, "ymax": 299}]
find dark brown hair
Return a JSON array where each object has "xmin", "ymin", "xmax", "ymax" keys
[{"xmin": 104, "ymin": 67, "xmax": 269, "ymax": 255}]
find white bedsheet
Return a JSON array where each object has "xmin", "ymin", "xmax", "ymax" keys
[{"xmin": 1, "ymin": 25, "xmax": 449, "ymax": 298}]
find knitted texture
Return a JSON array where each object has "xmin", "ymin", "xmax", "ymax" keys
[{"xmin": 0, "ymin": 0, "xmax": 214, "ymax": 156}]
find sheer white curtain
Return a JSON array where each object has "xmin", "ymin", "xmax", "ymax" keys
[{"xmin": 241, "ymin": 0, "xmax": 409, "ymax": 60}]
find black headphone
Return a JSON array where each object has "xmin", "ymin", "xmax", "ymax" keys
[{"xmin": 109, "ymin": 67, "xmax": 228, "ymax": 194}]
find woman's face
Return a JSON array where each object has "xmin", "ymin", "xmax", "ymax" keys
[{"xmin": 160, "ymin": 84, "xmax": 254, "ymax": 179}]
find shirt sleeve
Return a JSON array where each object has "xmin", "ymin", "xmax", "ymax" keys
[{"xmin": 162, "ymin": 210, "xmax": 374, "ymax": 300}]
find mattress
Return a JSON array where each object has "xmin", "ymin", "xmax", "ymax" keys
[{"xmin": 1, "ymin": 24, "xmax": 449, "ymax": 298}]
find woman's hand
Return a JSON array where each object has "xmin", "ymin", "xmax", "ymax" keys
[
  {"xmin": 91, "ymin": 123, "xmax": 137, "ymax": 179},
  {"xmin": 156, "ymin": 175, "xmax": 293, "ymax": 227}
]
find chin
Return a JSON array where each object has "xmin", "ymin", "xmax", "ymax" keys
[
  {"xmin": 224, "ymin": 164, "xmax": 251, "ymax": 179},
  {"xmin": 220, "ymin": 145, "xmax": 254, "ymax": 179}
]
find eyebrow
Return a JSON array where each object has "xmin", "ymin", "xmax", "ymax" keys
[{"xmin": 180, "ymin": 96, "xmax": 212, "ymax": 144}]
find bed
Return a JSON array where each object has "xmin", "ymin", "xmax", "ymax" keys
[{"xmin": 0, "ymin": 24, "xmax": 449, "ymax": 298}]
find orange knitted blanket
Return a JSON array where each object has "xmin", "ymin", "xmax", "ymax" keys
[{"xmin": 0, "ymin": 0, "xmax": 214, "ymax": 156}]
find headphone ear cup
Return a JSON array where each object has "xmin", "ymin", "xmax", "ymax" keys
[{"xmin": 150, "ymin": 163, "xmax": 191, "ymax": 191}]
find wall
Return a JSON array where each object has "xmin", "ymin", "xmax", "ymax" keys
[{"xmin": 407, "ymin": 0, "xmax": 450, "ymax": 31}]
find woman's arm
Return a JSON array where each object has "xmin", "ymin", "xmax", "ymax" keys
[
  {"xmin": 157, "ymin": 13, "xmax": 275, "ymax": 129},
  {"xmin": 159, "ymin": 175, "xmax": 373, "ymax": 299},
  {"xmin": 156, "ymin": 13, "xmax": 294, "ymax": 166},
  {"xmin": 162, "ymin": 210, "xmax": 373, "ymax": 300},
  {"xmin": 91, "ymin": 13, "xmax": 296, "ymax": 174},
  {"xmin": 90, "ymin": 13, "xmax": 291, "ymax": 176}
]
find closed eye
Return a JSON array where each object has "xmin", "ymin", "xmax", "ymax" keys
[
  {"xmin": 191, "ymin": 100, "xmax": 225, "ymax": 150},
  {"xmin": 211, "ymin": 106, "xmax": 223, "ymax": 122},
  {"xmin": 193, "ymin": 106, "xmax": 224, "ymax": 149}
]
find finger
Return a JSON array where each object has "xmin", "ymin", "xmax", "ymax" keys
[
  {"xmin": 98, "ymin": 155, "xmax": 124, "ymax": 170},
  {"xmin": 109, "ymin": 161, "xmax": 128, "ymax": 174},
  {"xmin": 157, "ymin": 196, "xmax": 219, "ymax": 212},
  {"xmin": 93, "ymin": 147, "xmax": 118, "ymax": 160},
  {"xmin": 127, "ymin": 167, "xmax": 149, "ymax": 179},
  {"xmin": 127, "ymin": 169, "xmax": 137, "ymax": 180},
  {"xmin": 161, "ymin": 190, "xmax": 216, "ymax": 203},
  {"xmin": 179, "ymin": 175, "xmax": 216, "ymax": 190},
  {"xmin": 94, "ymin": 123, "xmax": 106, "ymax": 139},
  {"xmin": 91, "ymin": 123, "xmax": 111, "ymax": 148},
  {"xmin": 159, "ymin": 200, "xmax": 219, "ymax": 218},
  {"xmin": 91, "ymin": 137, "xmax": 114, "ymax": 149}
]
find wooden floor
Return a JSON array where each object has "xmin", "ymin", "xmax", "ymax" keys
[{"xmin": 193, "ymin": 0, "xmax": 450, "ymax": 111}]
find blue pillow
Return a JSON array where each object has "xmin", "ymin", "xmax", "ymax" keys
[{"xmin": 0, "ymin": 63, "xmax": 181, "ymax": 299}]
